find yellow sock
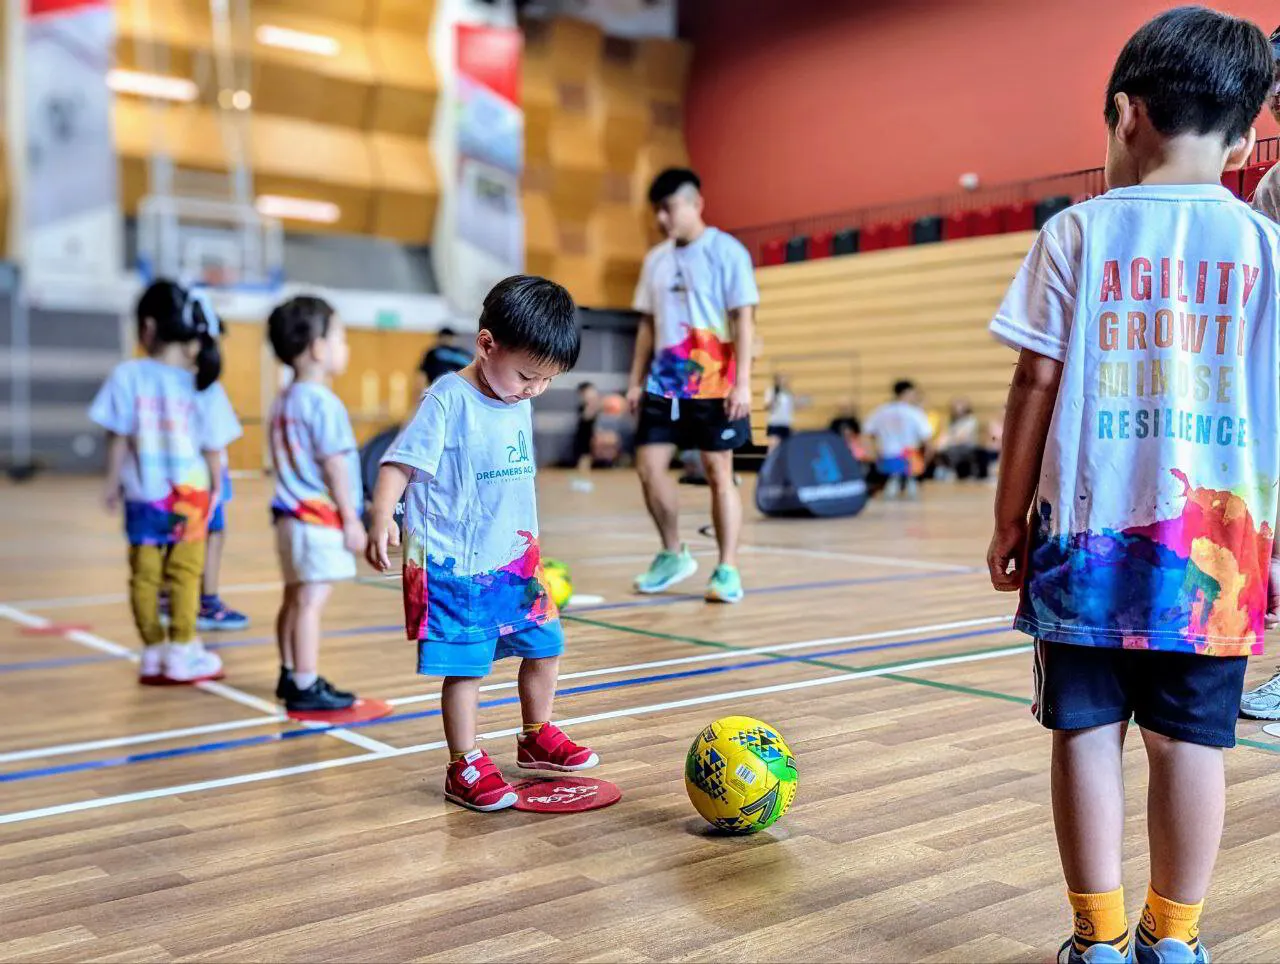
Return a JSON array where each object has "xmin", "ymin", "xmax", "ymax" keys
[
  {"xmin": 1068, "ymin": 888, "xmax": 1130, "ymax": 956},
  {"xmin": 449, "ymin": 750, "xmax": 468, "ymax": 763},
  {"xmin": 1137, "ymin": 886, "xmax": 1202, "ymax": 949},
  {"xmin": 522, "ymin": 721, "xmax": 546, "ymax": 737}
]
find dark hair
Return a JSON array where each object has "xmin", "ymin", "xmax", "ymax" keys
[
  {"xmin": 1104, "ymin": 7, "xmax": 1273, "ymax": 144},
  {"xmin": 647, "ymin": 167, "xmax": 701, "ymax": 206},
  {"xmin": 893, "ymin": 379, "xmax": 915, "ymax": 397},
  {"xmin": 136, "ymin": 279, "xmax": 222, "ymax": 390},
  {"xmin": 268, "ymin": 295, "xmax": 335, "ymax": 365},
  {"xmin": 577, "ymin": 381, "xmax": 596, "ymax": 392},
  {"xmin": 439, "ymin": 326, "xmax": 456, "ymax": 339},
  {"xmin": 479, "ymin": 275, "xmax": 579, "ymax": 371}
]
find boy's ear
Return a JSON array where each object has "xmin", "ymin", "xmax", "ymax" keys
[
  {"xmin": 1112, "ymin": 92, "xmax": 1139, "ymax": 145},
  {"xmin": 475, "ymin": 328, "xmax": 495, "ymax": 357},
  {"xmin": 1222, "ymin": 126, "xmax": 1257, "ymax": 174}
]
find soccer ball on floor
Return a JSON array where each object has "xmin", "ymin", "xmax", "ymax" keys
[
  {"xmin": 685, "ymin": 716, "xmax": 798, "ymax": 833},
  {"xmin": 543, "ymin": 558, "xmax": 574, "ymax": 609}
]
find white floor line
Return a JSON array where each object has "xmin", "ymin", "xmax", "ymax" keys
[
  {"xmin": 4, "ymin": 582, "xmax": 284, "ymax": 612},
  {"xmin": 601, "ymin": 531, "xmax": 972, "ymax": 573},
  {"xmin": 0, "ymin": 604, "xmax": 395, "ymax": 756},
  {"xmin": 386, "ymin": 614, "xmax": 1013, "ymax": 707},
  {"xmin": 0, "ymin": 643, "xmax": 1032, "ymax": 826},
  {"xmin": 1, "ymin": 614, "xmax": 1013, "ymax": 761}
]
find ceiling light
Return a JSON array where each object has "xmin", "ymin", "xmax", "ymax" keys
[
  {"xmin": 107, "ymin": 69, "xmax": 198, "ymax": 103},
  {"xmin": 255, "ymin": 195, "xmax": 341, "ymax": 224},
  {"xmin": 255, "ymin": 24, "xmax": 341, "ymax": 57}
]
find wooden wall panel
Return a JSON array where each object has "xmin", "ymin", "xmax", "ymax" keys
[
  {"xmin": 369, "ymin": 133, "xmax": 439, "ymax": 242},
  {"xmin": 250, "ymin": 115, "xmax": 375, "ymax": 235},
  {"xmin": 750, "ymin": 232, "xmax": 1033, "ymax": 433},
  {"xmin": 368, "ymin": 31, "xmax": 438, "ymax": 137},
  {"xmin": 220, "ymin": 321, "xmax": 267, "ymax": 472}
]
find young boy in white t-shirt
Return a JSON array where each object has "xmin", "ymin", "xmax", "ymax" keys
[
  {"xmin": 864, "ymin": 379, "xmax": 932, "ymax": 499},
  {"xmin": 367, "ymin": 276, "xmax": 598, "ymax": 812},
  {"xmin": 267, "ymin": 296, "xmax": 367, "ymax": 712},
  {"xmin": 986, "ymin": 10, "xmax": 1278, "ymax": 963}
]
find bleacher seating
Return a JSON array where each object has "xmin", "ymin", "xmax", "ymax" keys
[
  {"xmin": 809, "ymin": 231, "xmax": 833, "ymax": 259},
  {"xmin": 784, "ymin": 236, "xmax": 808, "ymax": 263}
]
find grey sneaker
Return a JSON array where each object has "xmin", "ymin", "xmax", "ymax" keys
[
  {"xmin": 1240, "ymin": 671, "xmax": 1280, "ymax": 719},
  {"xmin": 1058, "ymin": 938, "xmax": 1136, "ymax": 964},
  {"xmin": 634, "ymin": 545, "xmax": 699, "ymax": 594},
  {"xmin": 1134, "ymin": 938, "xmax": 1208, "ymax": 964}
]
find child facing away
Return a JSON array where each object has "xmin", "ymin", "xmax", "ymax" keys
[
  {"xmin": 90, "ymin": 280, "xmax": 238, "ymax": 684},
  {"xmin": 863, "ymin": 379, "xmax": 932, "ymax": 499},
  {"xmin": 267, "ymin": 296, "xmax": 367, "ymax": 712},
  {"xmin": 366, "ymin": 275, "xmax": 598, "ymax": 812},
  {"xmin": 195, "ymin": 376, "xmax": 248, "ymax": 631},
  {"xmin": 986, "ymin": 10, "xmax": 1278, "ymax": 963}
]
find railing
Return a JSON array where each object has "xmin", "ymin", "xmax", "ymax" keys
[{"xmin": 733, "ymin": 134, "xmax": 1278, "ymax": 264}]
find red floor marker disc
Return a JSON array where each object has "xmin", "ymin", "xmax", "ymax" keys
[
  {"xmin": 286, "ymin": 698, "xmax": 393, "ymax": 724},
  {"xmin": 512, "ymin": 776, "xmax": 622, "ymax": 813},
  {"xmin": 21, "ymin": 624, "xmax": 92, "ymax": 636}
]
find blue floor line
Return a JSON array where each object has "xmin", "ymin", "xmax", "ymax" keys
[
  {"xmin": 0, "ymin": 624, "xmax": 1011, "ymax": 785},
  {"xmin": 0, "ymin": 567, "xmax": 975, "ymax": 674}
]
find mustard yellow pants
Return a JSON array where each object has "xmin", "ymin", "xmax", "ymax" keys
[{"xmin": 128, "ymin": 541, "xmax": 206, "ymax": 645}]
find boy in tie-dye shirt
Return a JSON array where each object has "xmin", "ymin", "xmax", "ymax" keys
[
  {"xmin": 367, "ymin": 276, "xmax": 599, "ymax": 812},
  {"xmin": 986, "ymin": 11, "xmax": 1279, "ymax": 964}
]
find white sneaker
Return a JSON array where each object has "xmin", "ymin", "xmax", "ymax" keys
[
  {"xmin": 163, "ymin": 641, "xmax": 224, "ymax": 684},
  {"xmin": 1240, "ymin": 671, "xmax": 1280, "ymax": 719},
  {"xmin": 138, "ymin": 643, "xmax": 169, "ymax": 684},
  {"xmin": 884, "ymin": 477, "xmax": 901, "ymax": 500}
]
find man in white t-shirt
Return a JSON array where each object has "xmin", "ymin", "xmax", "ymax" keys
[
  {"xmin": 863, "ymin": 379, "xmax": 933, "ymax": 499},
  {"xmin": 626, "ymin": 168, "xmax": 759, "ymax": 604}
]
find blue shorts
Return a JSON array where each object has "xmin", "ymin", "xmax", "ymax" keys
[
  {"xmin": 877, "ymin": 456, "xmax": 910, "ymax": 476},
  {"xmin": 417, "ymin": 620, "xmax": 565, "ymax": 678},
  {"xmin": 208, "ymin": 470, "xmax": 232, "ymax": 534},
  {"xmin": 1032, "ymin": 640, "xmax": 1247, "ymax": 748}
]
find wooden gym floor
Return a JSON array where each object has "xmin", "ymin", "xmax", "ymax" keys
[{"xmin": 2, "ymin": 472, "xmax": 1279, "ymax": 963}]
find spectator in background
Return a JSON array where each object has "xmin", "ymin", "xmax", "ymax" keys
[
  {"xmin": 864, "ymin": 379, "xmax": 932, "ymax": 500},
  {"xmin": 416, "ymin": 327, "xmax": 473, "ymax": 394},
  {"xmin": 932, "ymin": 397, "xmax": 981, "ymax": 480},
  {"xmin": 1250, "ymin": 25, "xmax": 1279, "ymax": 220},
  {"xmin": 764, "ymin": 373, "xmax": 796, "ymax": 450},
  {"xmin": 571, "ymin": 381, "xmax": 600, "ymax": 493}
]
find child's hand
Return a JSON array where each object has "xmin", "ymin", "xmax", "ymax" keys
[
  {"xmin": 342, "ymin": 515, "xmax": 369, "ymax": 556},
  {"xmin": 1267, "ymin": 557, "xmax": 1280, "ymax": 629},
  {"xmin": 987, "ymin": 519, "xmax": 1028, "ymax": 592},
  {"xmin": 366, "ymin": 514, "xmax": 400, "ymax": 571},
  {"xmin": 102, "ymin": 479, "xmax": 122, "ymax": 513}
]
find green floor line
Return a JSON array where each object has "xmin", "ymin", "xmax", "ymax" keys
[{"xmin": 565, "ymin": 614, "xmax": 1280, "ymax": 755}]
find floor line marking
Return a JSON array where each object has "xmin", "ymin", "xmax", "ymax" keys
[
  {"xmin": 1, "ymin": 615, "xmax": 1011, "ymax": 761},
  {"xmin": 0, "ymin": 644, "xmax": 1032, "ymax": 826},
  {"xmin": 0, "ymin": 605, "xmax": 393, "ymax": 756}
]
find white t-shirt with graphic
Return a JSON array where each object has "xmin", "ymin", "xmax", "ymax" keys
[
  {"xmin": 89, "ymin": 358, "xmax": 236, "ymax": 545},
  {"xmin": 268, "ymin": 382, "xmax": 362, "ymax": 529},
  {"xmin": 864, "ymin": 401, "xmax": 932, "ymax": 458},
  {"xmin": 197, "ymin": 382, "xmax": 242, "ymax": 485},
  {"xmin": 991, "ymin": 183, "xmax": 1280, "ymax": 657},
  {"xmin": 633, "ymin": 226, "xmax": 759, "ymax": 400},
  {"xmin": 383, "ymin": 373, "xmax": 558, "ymax": 643}
]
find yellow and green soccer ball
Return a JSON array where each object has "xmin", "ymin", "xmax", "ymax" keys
[
  {"xmin": 543, "ymin": 558, "xmax": 574, "ymax": 609},
  {"xmin": 685, "ymin": 716, "xmax": 798, "ymax": 833}
]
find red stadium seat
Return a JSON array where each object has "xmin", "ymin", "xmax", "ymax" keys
[
  {"xmin": 942, "ymin": 211, "xmax": 970, "ymax": 241},
  {"xmin": 760, "ymin": 239, "xmax": 785, "ymax": 266},
  {"xmin": 1242, "ymin": 161, "xmax": 1274, "ymax": 205},
  {"xmin": 860, "ymin": 222, "xmax": 888, "ymax": 251},
  {"xmin": 969, "ymin": 207, "xmax": 1001, "ymax": 237},
  {"xmin": 883, "ymin": 220, "xmax": 912, "ymax": 249},
  {"xmin": 809, "ymin": 231, "xmax": 833, "ymax": 259},
  {"xmin": 1221, "ymin": 169, "xmax": 1243, "ymax": 197},
  {"xmin": 1000, "ymin": 201, "xmax": 1036, "ymax": 232}
]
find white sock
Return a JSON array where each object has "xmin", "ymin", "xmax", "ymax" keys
[{"xmin": 293, "ymin": 671, "xmax": 318, "ymax": 689}]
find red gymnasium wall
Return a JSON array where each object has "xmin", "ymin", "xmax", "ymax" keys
[{"xmin": 683, "ymin": 0, "xmax": 1280, "ymax": 230}]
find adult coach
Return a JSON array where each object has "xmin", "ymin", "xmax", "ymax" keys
[
  {"xmin": 416, "ymin": 327, "xmax": 473, "ymax": 393},
  {"xmin": 626, "ymin": 168, "xmax": 758, "ymax": 604}
]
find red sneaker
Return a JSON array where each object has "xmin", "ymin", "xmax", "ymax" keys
[
  {"xmin": 444, "ymin": 749, "xmax": 518, "ymax": 812},
  {"xmin": 517, "ymin": 723, "xmax": 600, "ymax": 772}
]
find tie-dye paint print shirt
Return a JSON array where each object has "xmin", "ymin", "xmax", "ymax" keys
[
  {"xmin": 383, "ymin": 373, "xmax": 557, "ymax": 643},
  {"xmin": 89, "ymin": 359, "xmax": 235, "ymax": 545},
  {"xmin": 633, "ymin": 227, "xmax": 759, "ymax": 399},
  {"xmin": 991, "ymin": 183, "xmax": 1280, "ymax": 657},
  {"xmin": 268, "ymin": 382, "xmax": 363, "ymax": 529}
]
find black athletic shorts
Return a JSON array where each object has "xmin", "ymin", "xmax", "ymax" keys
[
  {"xmin": 1032, "ymin": 640, "xmax": 1247, "ymax": 748},
  {"xmin": 766, "ymin": 425, "xmax": 792, "ymax": 440},
  {"xmin": 635, "ymin": 393, "xmax": 751, "ymax": 452}
]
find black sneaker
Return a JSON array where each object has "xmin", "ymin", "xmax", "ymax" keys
[
  {"xmin": 285, "ymin": 677, "xmax": 357, "ymax": 712},
  {"xmin": 275, "ymin": 666, "xmax": 291, "ymax": 700}
]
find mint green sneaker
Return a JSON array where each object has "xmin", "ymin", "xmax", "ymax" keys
[
  {"xmin": 705, "ymin": 564, "xmax": 744, "ymax": 604},
  {"xmin": 634, "ymin": 545, "xmax": 699, "ymax": 594}
]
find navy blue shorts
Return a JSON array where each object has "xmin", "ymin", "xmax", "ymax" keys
[{"xmin": 1032, "ymin": 640, "xmax": 1247, "ymax": 748}]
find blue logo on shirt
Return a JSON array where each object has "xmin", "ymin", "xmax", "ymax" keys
[{"xmin": 507, "ymin": 431, "xmax": 530, "ymax": 464}]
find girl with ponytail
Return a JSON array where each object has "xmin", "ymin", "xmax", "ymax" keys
[{"xmin": 89, "ymin": 279, "xmax": 240, "ymax": 685}]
